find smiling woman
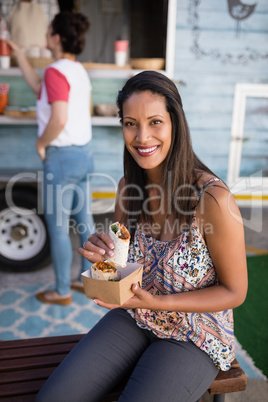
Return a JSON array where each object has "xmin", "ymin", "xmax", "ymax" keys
[
  {"xmin": 36, "ymin": 71, "xmax": 248, "ymax": 402},
  {"xmin": 122, "ymin": 91, "xmax": 172, "ymax": 174},
  {"xmin": 116, "ymin": 71, "xmax": 220, "ymax": 241}
]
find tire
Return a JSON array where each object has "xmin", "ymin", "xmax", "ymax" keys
[{"xmin": 0, "ymin": 188, "xmax": 51, "ymax": 272}]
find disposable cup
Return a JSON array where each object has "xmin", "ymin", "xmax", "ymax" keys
[
  {"xmin": 0, "ymin": 39, "xmax": 11, "ymax": 56},
  {"xmin": 0, "ymin": 55, "xmax": 10, "ymax": 69},
  {"xmin": 114, "ymin": 40, "xmax": 129, "ymax": 52},
  {"xmin": 115, "ymin": 51, "xmax": 128, "ymax": 67},
  {"xmin": 114, "ymin": 40, "xmax": 129, "ymax": 67}
]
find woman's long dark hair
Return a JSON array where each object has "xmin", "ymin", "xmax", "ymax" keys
[
  {"xmin": 116, "ymin": 71, "xmax": 217, "ymax": 238},
  {"xmin": 51, "ymin": 11, "xmax": 90, "ymax": 55}
]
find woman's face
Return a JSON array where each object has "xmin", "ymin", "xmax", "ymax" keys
[
  {"xmin": 46, "ymin": 25, "xmax": 53, "ymax": 51},
  {"xmin": 46, "ymin": 25, "xmax": 57, "ymax": 52},
  {"xmin": 122, "ymin": 91, "xmax": 172, "ymax": 175}
]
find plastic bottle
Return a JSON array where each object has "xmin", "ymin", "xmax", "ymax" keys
[{"xmin": 0, "ymin": 18, "xmax": 11, "ymax": 69}]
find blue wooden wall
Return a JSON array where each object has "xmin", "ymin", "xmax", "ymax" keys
[
  {"xmin": 174, "ymin": 0, "xmax": 268, "ymax": 181},
  {"xmin": 1, "ymin": 0, "xmax": 267, "ymax": 188},
  {"xmin": 0, "ymin": 76, "xmax": 125, "ymax": 188}
]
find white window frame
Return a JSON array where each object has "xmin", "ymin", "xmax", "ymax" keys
[
  {"xmin": 165, "ymin": 0, "xmax": 177, "ymax": 78},
  {"xmin": 227, "ymin": 83, "xmax": 268, "ymax": 206}
]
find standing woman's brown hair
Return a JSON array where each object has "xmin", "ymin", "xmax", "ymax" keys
[{"xmin": 51, "ymin": 11, "xmax": 90, "ymax": 55}]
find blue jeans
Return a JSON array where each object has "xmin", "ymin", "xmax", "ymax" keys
[{"xmin": 43, "ymin": 143, "xmax": 95, "ymax": 295}]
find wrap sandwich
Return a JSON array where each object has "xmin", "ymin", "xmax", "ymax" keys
[
  {"xmin": 91, "ymin": 261, "xmax": 121, "ymax": 281},
  {"xmin": 106, "ymin": 222, "xmax": 130, "ymax": 267}
]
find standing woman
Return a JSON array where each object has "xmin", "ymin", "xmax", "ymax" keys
[
  {"xmin": 9, "ymin": 12, "xmax": 95, "ymax": 305},
  {"xmin": 36, "ymin": 71, "xmax": 247, "ymax": 401}
]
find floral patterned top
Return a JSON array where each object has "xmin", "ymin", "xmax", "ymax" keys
[{"xmin": 127, "ymin": 178, "xmax": 235, "ymax": 371}]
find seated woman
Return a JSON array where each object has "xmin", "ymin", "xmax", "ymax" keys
[{"xmin": 36, "ymin": 71, "xmax": 248, "ymax": 402}]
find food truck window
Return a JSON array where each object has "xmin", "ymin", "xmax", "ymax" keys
[
  {"xmin": 79, "ymin": 0, "xmax": 176, "ymax": 76},
  {"xmin": 129, "ymin": 0, "xmax": 168, "ymax": 59},
  {"xmin": 57, "ymin": 0, "xmax": 74, "ymax": 12}
]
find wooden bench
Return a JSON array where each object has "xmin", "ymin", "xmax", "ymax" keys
[{"xmin": 0, "ymin": 334, "xmax": 247, "ymax": 401}]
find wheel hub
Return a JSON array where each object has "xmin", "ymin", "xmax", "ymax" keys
[
  {"xmin": 0, "ymin": 207, "xmax": 47, "ymax": 261},
  {"xmin": 11, "ymin": 223, "xmax": 28, "ymax": 241}
]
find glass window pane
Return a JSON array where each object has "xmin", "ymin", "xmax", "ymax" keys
[{"xmin": 240, "ymin": 97, "xmax": 268, "ymax": 177}]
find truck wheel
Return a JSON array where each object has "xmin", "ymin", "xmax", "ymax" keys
[{"xmin": 0, "ymin": 189, "xmax": 50, "ymax": 272}]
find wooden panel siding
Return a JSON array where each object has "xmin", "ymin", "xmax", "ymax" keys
[
  {"xmin": 91, "ymin": 77, "xmax": 126, "ymax": 106},
  {"xmin": 0, "ymin": 124, "xmax": 124, "ymax": 187},
  {"xmin": 0, "ymin": 126, "xmax": 41, "ymax": 170},
  {"xmin": 0, "ymin": 75, "xmax": 125, "ymax": 108},
  {"xmin": 0, "ymin": 75, "xmax": 125, "ymax": 187},
  {"xmin": 174, "ymin": 0, "xmax": 268, "ymax": 181},
  {"xmin": 1, "ymin": 0, "xmax": 267, "ymax": 188},
  {"xmin": 90, "ymin": 126, "xmax": 124, "ymax": 188},
  {"xmin": 0, "ymin": 75, "xmax": 38, "ymax": 107}
]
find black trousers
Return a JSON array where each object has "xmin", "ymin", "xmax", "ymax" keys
[{"xmin": 36, "ymin": 309, "xmax": 219, "ymax": 402}]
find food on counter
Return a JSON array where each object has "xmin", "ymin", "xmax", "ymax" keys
[
  {"xmin": 3, "ymin": 106, "xmax": 36, "ymax": 118},
  {"xmin": 106, "ymin": 222, "xmax": 130, "ymax": 268},
  {"xmin": 94, "ymin": 103, "xmax": 118, "ymax": 117},
  {"xmin": 91, "ymin": 261, "xmax": 120, "ymax": 281}
]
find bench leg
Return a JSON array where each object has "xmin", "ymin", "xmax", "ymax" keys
[{"xmin": 213, "ymin": 394, "xmax": 225, "ymax": 402}]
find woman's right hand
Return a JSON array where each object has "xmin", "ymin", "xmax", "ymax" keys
[
  {"xmin": 6, "ymin": 39, "xmax": 41, "ymax": 95},
  {"xmin": 7, "ymin": 39, "xmax": 21, "ymax": 56},
  {"xmin": 78, "ymin": 232, "xmax": 115, "ymax": 263}
]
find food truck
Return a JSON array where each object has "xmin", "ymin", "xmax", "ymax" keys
[{"xmin": 0, "ymin": 0, "xmax": 267, "ymax": 271}]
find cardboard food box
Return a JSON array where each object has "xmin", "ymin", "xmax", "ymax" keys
[{"xmin": 81, "ymin": 262, "xmax": 143, "ymax": 305}]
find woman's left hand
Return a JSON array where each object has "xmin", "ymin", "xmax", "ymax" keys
[
  {"xmin": 36, "ymin": 138, "xmax": 46, "ymax": 161},
  {"xmin": 94, "ymin": 284, "xmax": 154, "ymax": 310}
]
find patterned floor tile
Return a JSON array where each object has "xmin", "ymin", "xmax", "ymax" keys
[{"xmin": 0, "ymin": 284, "xmax": 106, "ymax": 340}]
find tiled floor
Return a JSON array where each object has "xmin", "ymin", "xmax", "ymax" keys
[
  {"xmin": 0, "ymin": 214, "xmax": 112, "ymax": 340},
  {"xmin": 0, "ymin": 209, "xmax": 267, "ymax": 401},
  {"xmin": 0, "ymin": 283, "xmax": 106, "ymax": 340}
]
